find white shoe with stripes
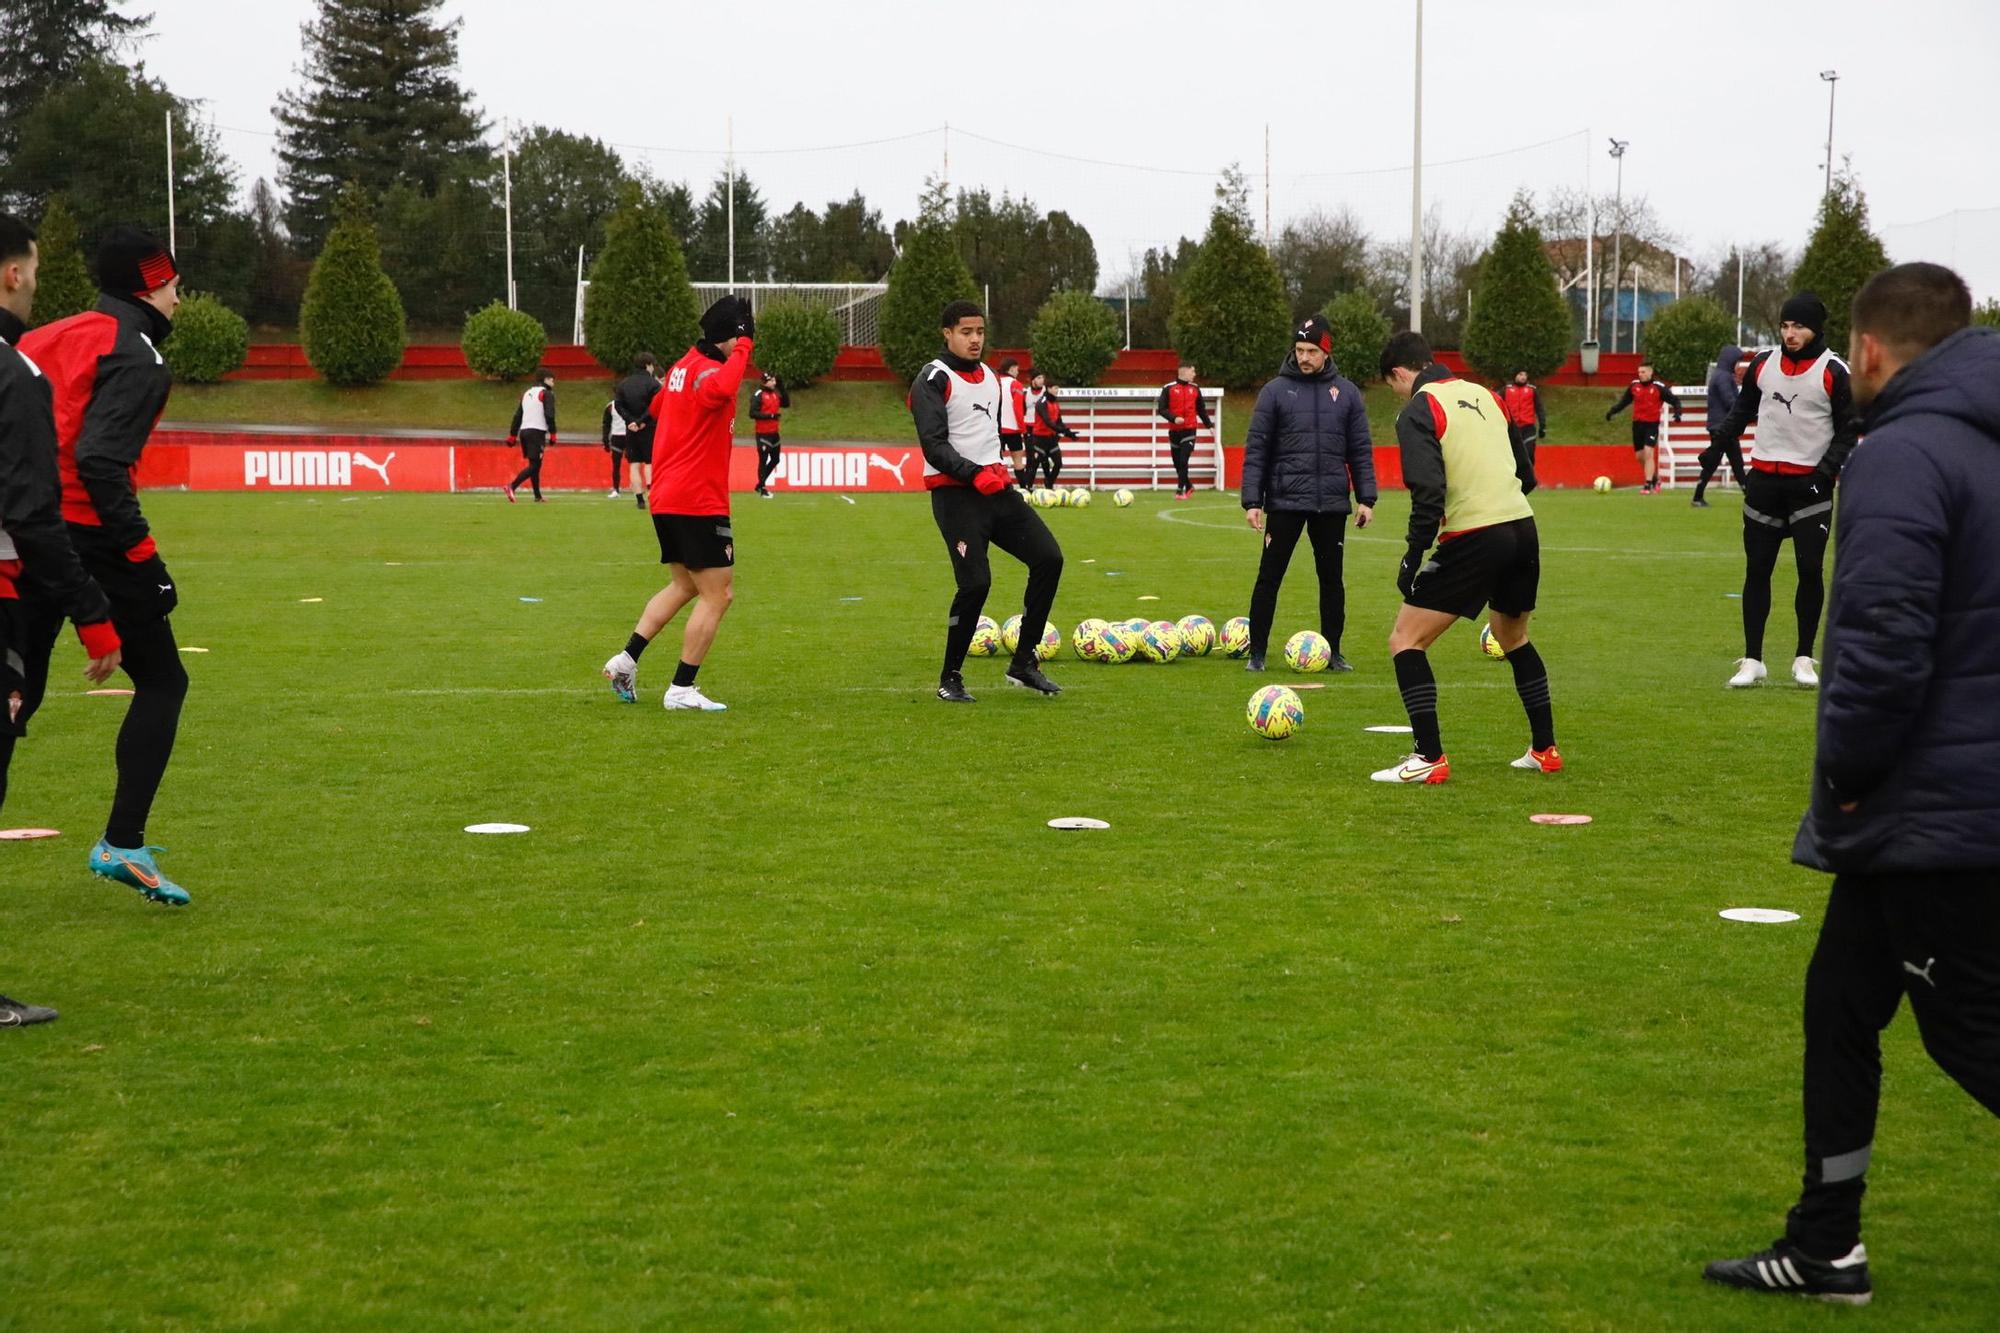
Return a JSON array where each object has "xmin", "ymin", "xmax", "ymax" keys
[{"xmin": 1703, "ymin": 1240, "xmax": 1870, "ymax": 1305}]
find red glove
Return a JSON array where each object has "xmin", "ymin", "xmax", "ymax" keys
[
  {"xmin": 507, "ymin": 435, "xmax": 518, "ymax": 446},
  {"xmin": 76, "ymin": 620, "xmax": 122, "ymax": 658},
  {"xmin": 126, "ymin": 536, "xmax": 157, "ymax": 563},
  {"xmin": 547, "ymin": 434, "xmax": 558, "ymax": 445},
  {"xmin": 973, "ymin": 464, "xmax": 1010, "ymax": 496}
]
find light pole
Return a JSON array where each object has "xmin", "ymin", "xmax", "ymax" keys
[
  {"xmin": 502, "ymin": 118, "xmax": 517, "ymax": 310},
  {"xmin": 1607, "ymin": 138, "xmax": 1628, "ymax": 353},
  {"xmin": 1408, "ymin": 0, "xmax": 1424, "ymax": 334},
  {"xmin": 1819, "ymin": 70, "xmax": 1840, "ymax": 195}
]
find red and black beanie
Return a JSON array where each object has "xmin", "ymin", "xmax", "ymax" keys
[
  {"xmin": 1294, "ymin": 314, "xmax": 1333, "ymax": 354},
  {"xmin": 94, "ymin": 225, "xmax": 179, "ymax": 297}
]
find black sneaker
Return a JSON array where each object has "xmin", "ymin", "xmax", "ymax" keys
[
  {"xmin": 1245, "ymin": 654, "xmax": 1267, "ymax": 672},
  {"xmin": 1328, "ymin": 654, "xmax": 1355, "ymax": 672},
  {"xmin": 1703, "ymin": 1240, "xmax": 1871, "ymax": 1306},
  {"xmin": 1691, "ymin": 496, "xmax": 1710, "ymax": 508},
  {"xmin": 0, "ymin": 995, "xmax": 58, "ymax": 1027},
  {"xmin": 937, "ymin": 672, "xmax": 976, "ymax": 704},
  {"xmin": 1004, "ymin": 664, "xmax": 1062, "ymax": 696},
  {"xmin": 634, "ymin": 493, "xmax": 645, "ymax": 510}
]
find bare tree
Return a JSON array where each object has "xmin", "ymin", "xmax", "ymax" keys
[
  {"xmin": 1539, "ymin": 186, "xmax": 1684, "ymax": 339},
  {"xmin": 1271, "ymin": 205, "xmax": 1373, "ymax": 320},
  {"xmin": 1369, "ymin": 205, "xmax": 1485, "ymax": 345},
  {"xmin": 1698, "ymin": 241, "xmax": 1793, "ymax": 346}
]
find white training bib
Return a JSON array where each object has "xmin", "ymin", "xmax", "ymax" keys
[
  {"xmin": 518, "ymin": 385, "xmax": 551, "ymax": 434},
  {"xmin": 1753, "ymin": 348, "xmax": 1841, "ymax": 468},
  {"xmin": 919, "ymin": 360, "xmax": 1003, "ymax": 478},
  {"xmin": 998, "ymin": 374, "xmax": 1022, "ymax": 431}
]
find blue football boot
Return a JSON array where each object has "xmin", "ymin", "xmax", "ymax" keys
[{"xmin": 88, "ymin": 839, "xmax": 190, "ymax": 906}]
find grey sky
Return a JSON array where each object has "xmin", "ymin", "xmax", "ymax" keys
[{"xmin": 141, "ymin": 0, "xmax": 2000, "ymax": 296}]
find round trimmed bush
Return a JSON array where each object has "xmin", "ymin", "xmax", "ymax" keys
[
  {"xmin": 160, "ymin": 292, "xmax": 249, "ymax": 384},
  {"xmin": 1027, "ymin": 289, "xmax": 1121, "ymax": 387},
  {"xmin": 752, "ymin": 298, "xmax": 840, "ymax": 386},
  {"xmin": 881, "ymin": 211, "xmax": 979, "ymax": 383},
  {"xmin": 1320, "ymin": 289, "xmax": 1391, "ymax": 384},
  {"xmin": 1643, "ymin": 295, "xmax": 1737, "ymax": 387},
  {"xmin": 461, "ymin": 301, "xmax": 548, "ymax": 381}
]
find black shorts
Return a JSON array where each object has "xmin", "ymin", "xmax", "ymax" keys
[
  {"xmin": 756, "ymin": 434, "xmax": 781, "ymax": 450},
  {"xmin": 623, "ymin": 429, "xmax": 654, "ymax": 465},
  {"xmin": 1742, "ymin": 468, "xmax": 1833, "ymax": 536},
  {"xmin": 68, "ymin": 525, "xmax": 178, "ymax": 625},
  {"xmin": 1000, "ymin": 432, "xmax": 1024, "ymax": 453},
  {"xmin": 1631, "ymin": 421, "xmax": 1661, "ymax": 450},
  {"xmin": 653, "ymin": 513, "xmax": 734, "ymax": 570},
  {"xmin": 1407, "ymin": 516, "xmax": 1540, "ymax": 621}
]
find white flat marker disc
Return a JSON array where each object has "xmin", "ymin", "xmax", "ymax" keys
[
  {"xmin": 1136, "ymin": 595, "xmax": 1161, "ymax": 602},
  {"xmin": 1720, "ymin": 907, "xmax": 1800, "ymax": 924},
  {"xmin": 1364, "ymin": 724, "xmax": 1413, "ymax": 734},
  {"xmin": 1530, "ymin": 813, "xmax": 1593, "ymax": 826},
  {"xmin": 178, "ymin": 646, "xmax": 210, "ymax": 654},
  {"xmin": 298, "ymin": 597, "xmax": 323, "ymax": 604},
  {"xmin": 464, "ymin": 822, "xmax": 530, "ymax": 835},
  {"xmin": 1047, "ymin": 817, "xmax": 1110, "ymax": 831},
  {"xmin": 0, "ymin": 828, "xmax": 60, "ymax": 840},
  {"xmin": 519, "ymin": 597, "xmax": 543, "ymax": 603}
]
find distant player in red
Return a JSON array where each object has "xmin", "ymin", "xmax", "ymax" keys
[
  {"xmin": 17, "ymin": 226, "xmax": 191, "ymax": 905},
  {"xmin": 996, "ymin": 356, "xmax": 1028, "ymax": 476},
  {"xmin": 1605, "ymin": 361, "xmax": 1682, "ymax": 494},
  {"xmin": 600, "ymin": 296, "xmax": 754, "ymax": 711},
  {"xmin": 749, "ymin": 371, "xmax": 788, "ymax": 498},
  {"xmin": 1499, "ymin": 368, "xmax": 1546, "ymax": 466},
  {"xmin": 1155, "ymin": 359, "xmax": 1215, "ymax": 499}
]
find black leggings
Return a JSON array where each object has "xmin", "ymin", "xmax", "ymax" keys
[
  {"xmin": 510, "ymin": 430, "xmax": 546, "ymax": 499},
  {"xmin": 756, "ymin": 438, "xmax": 781, "ymax": 490},
  {"xmin": 1020, "ymin": 442, "xmax": 1063, "ymax": 490},
  {"xmin": 1742, "ymin": 471, "xmax": 1832, "ymax": 661},
  {"xmin": 5, "ymin": 602, "xmax": 187, "ymax": 846},
  {"xmin": 931, "ymin": 485, "xmax": 1064, "ymax": 675},
  {"xmin": 607, "ymin": 448, "xmax": 624, "ymax": 490},
  {"xmin": 1247, "ymin": 510, "xmax": 1349, "ymax": 656},
  {"xmin": 1694, "ymin": 430, "xmax": 1746, "ymax": 498},
  {"xmin": 1169, "ymin": 430, "xmax": 1197, "ymax": 492}
]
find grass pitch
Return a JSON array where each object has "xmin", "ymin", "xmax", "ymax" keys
[{"xmin": 4, "ymin": 486, "xmax": 1994, "ymax": 1329}]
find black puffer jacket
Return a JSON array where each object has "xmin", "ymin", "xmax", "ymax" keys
[
  {"xmin": 1239, "ymin": 352, "xmax": 1375, "ymax": 513},
  {"xmin": 1793, "ymin": 325, "xmax": 2000, "ymax": 873}
]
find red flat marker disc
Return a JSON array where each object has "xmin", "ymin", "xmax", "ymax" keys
[
  {"xmin": 1288, "ymin": 682, "xmax": 1328, "ymax": 690},
  {"xmin": 86, "ymin": 689, "xmax": 134, "ymax": 698},
  {"xmin": 0, "ymin": 828, "xmax": 60, "ymax": 840},
  {"xmin": 1530, "ymin": 813, "xmax": 1593, "ymax": 826}
]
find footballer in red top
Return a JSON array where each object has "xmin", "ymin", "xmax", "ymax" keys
[{"xmin": 600, "ymin": 295, "xmax": 755, "ymax": 712}]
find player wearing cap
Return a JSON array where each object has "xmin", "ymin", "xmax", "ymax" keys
[
  {"xmin": 1239, "ymin": 314, "xmax": 1375, "ymax": 673},
  {"xmin": 749, "ymin": 372, "xmax": 788, "ymax": 498},
  {"xmin": 1156, "ymin": 359, "xmax": 1214, "ymax": 500},
  {"xmin": 1372, "ymin": 331, "xmax": 1558, "ymax": 785},
  {"xmin": 16, "ymin": 226, "xmax": 190, "ymax": 904},
  {"xmin": 1711, "ymin": 292, "xmax": 1857, "ymax": 690},
  {"xmin": 915, "ymin": 301, "xmax": 1063, "ymax": 703},
  {"xmin": 1604, "ymin": 361, "xmax": 1683, "ymax": 495},
  {"xmin": 1022, "ymin": 371, "xmax": 1080, "ymax": 490},
  {"xmin": 599, "ymin": 296, "xmax": 754, "ymax": 712},
  {"xmin": 1499, "ymin": 368, "xmax": 1546, "ymax": 465}
]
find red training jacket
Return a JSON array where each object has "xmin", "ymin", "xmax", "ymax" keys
[
  {"xmin": 1500, "ymin": 383, "xmax": 1540, "ymax": 428},
  {"xmin": 648, "ymin": 338, "xmax": 754, "ymax": 516},
  {"xmin": 751, "ymin": 386, "xmax": 782, "ymax": 437}
]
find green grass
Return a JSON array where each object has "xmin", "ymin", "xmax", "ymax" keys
[
  {"xmin": 166, "ymin": 378, "xmax": 1637, "ymax": 447},
  {"xmin": 6, "ymin": 489, "xmax": 1988, "ymax": 1328}
]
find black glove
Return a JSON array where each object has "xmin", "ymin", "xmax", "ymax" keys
[
  {"xmin": 128, "ymin": 554, "xmax": 179, "ymax": 621},
  {"xmin": 734, "ymin": 297, "xmax": 755, "ymax": 341},
  {"xmin": 1397, "ymin": 543, "xmax": 1426, "ymax": 599},
  {"xmin": 1604, "ymin": 408, "xmax": 1616, "ymax": 421}
]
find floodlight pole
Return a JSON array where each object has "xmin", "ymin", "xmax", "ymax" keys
[
  {"xmin": 164, "ymin": 109, "xmax": 177, "ymax": 255},
  {"xmin": 1820, "ymin": 71, "xmax": 1840, "ymax": 195},
  {"xmin": 1264, "ymin": 123, "xmax": 1272, "ymax": 249},
  {"xmin": 726, "ymin": 116, "xmax": 736, "ymax": 292},
  {"xmin": 1735, "ymin": 248, "xmax": 1746, "ymax": 344},
  {"xmin": 1607, "ymin": 138, "xmax": 1628, "ymax": 353},
  {"xmin": 1408, "ymin": 0, "xmax": 1424, "ymax": 333},
  {"xmin": 502, "ymin": 117, "xmax": 517, "ymax": 310}
]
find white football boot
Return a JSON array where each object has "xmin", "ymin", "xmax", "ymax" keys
[
  {"xmin": 1727, "ymin": 658, "xmax": 1768, "ymax": 689},
  {"xmin": 1369, "ymin": 753, "xmax": 1450, "ymax": 785},
  {"xmin": 1792, "ymin": 656, "xmax": 1821, "ymax": 688},
  {"xmin": 664, "ymin": 684, "xmax": 727, "ymax": 712},
  {"xmin": 602, "ymin": 651, "xmax": 637, "ymax": 703}
]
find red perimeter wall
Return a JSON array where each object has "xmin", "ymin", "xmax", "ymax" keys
[{"xmin": 230, "ymin": 345, "xmax": 1644, "ymax": 389}]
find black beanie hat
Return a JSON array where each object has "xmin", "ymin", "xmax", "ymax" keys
[
  {"xmin": 1294, "ymin": 314, "xmax": 1333, "ymax": 354},
  {"xmin": 1780, "ymin": 291, "xmax": 1827, "ymax": 337},
  {"xmin": 700, "ymin": 295, "xmax": 744, "ymax": 343},
  {"xmin": 95, "ymin": 225, "xmax": 178, "ymax": 296}
]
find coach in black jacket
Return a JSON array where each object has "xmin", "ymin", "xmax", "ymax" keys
[
  {"xmin": 1706, "ymin": 264, "xmax": 2000, "ymax": 1305},
  {"xmin": 1239, "ymin": 314, "xmax": 1377, "ymax": 671},
  {"xmin": 614, "ymin": 352, "xmax": 662, "ymax": 508}
]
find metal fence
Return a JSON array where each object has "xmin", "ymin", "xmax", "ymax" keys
[{"xmin": 692, "ymin": 283, "xmax": 889, "ymax": 347}]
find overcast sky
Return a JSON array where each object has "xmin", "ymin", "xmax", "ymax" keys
[{"xmin": 139, "ymin": 0, "xmax": 2000, "ymax": 296}]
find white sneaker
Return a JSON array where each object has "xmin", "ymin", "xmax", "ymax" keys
[
  {"xmin": 1369, "ymin": 753, "xmax": 1450, "ymax": 785},
  {"xmin": 1727, "ymin": 658, "xmax": 1767, "ymax": 689},
  {"xmin": 602, "ymin": 651, "xmax": 637, "ymax": 703},
  {"xmin": 607, "ymin": 489, "xmax": 620, "ymax": 500},
  {"xmin": 663, "ymin": 684, "xmax": 727, "ymax": 712},
  {"xmin": 1792, "ymin": 655, "xmax": 1821, "ymax": 688}
]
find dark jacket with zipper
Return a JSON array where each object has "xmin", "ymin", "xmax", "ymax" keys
[
  {"xmin": 0, "ymin": 307, "xmax": 114, "ymax": 628},
  {"xmin": 1239, "ymin": 351, "xmax": 1375, "ymax": 514},
  {"xmin": 1793, "ymin": 325, "xmax": 2000, "ymax": 874}
]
